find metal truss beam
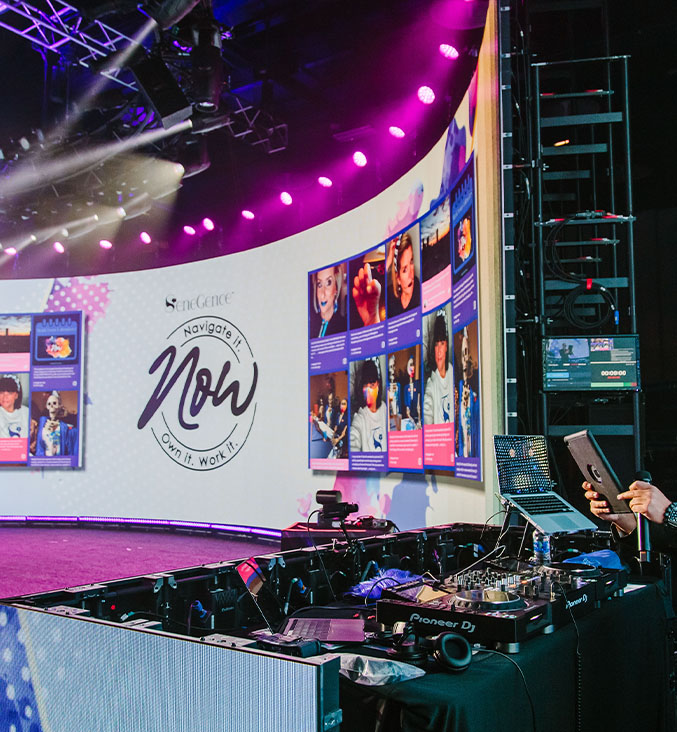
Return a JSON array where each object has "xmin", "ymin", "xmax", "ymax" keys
[{"xmin": 0, "ymin": 0, "xmax": 138, "ymax": 88}]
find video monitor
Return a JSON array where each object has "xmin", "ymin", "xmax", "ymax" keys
[{"xmin": 542, "ymin": 335, "xmax": 640, "ymax": 391}]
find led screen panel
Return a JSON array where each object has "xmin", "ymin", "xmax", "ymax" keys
[{"xmin": 0, "ymin": 311, "xmax": 84, "ymax": 468}]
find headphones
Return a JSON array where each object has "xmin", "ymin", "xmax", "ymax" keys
[
  {"xmin": 430, "ymin": 631, "xmax": 472, "ymax": 673},
  {"xmin": 389, "ymin": 624, "xmax": 472, "ymax": 674}
]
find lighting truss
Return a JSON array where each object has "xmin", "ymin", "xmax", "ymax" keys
[
  {"xmin": 0, "ymin": 0, "xmax": 139, "ymax": 89},
  {"xmin": 225, "ymin": 95, "xmax": 288, "ymax": 154}
]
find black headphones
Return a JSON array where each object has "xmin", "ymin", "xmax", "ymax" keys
[
  {"xmin": 389, "ymin": 624, "xmax": 472, "ymax": 673},
  {"xmin": 430, "ymin": 631, "xmax": 472, "ymax": 673}
]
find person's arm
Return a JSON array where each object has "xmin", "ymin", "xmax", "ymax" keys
[
  {"xmin": 583, "ymin": 478, "xmax": 677, "ymax": 534},
  {"xmin": 582, "ymin": 481, "xmax": 637, "ymax": 535},
  {"xmin": 350, "ymin": 414, "xmax": 362, "ymax": 452},
  {"xmin": 422, "ymin": 379, "xmax": 433, "ymax": 425},
  {"xmin": 352, "ymin": 263, "xmax": 381, "ymax": 326},
  {"xmin": 616, "ymin": 480, "xmax": 672, "ymax": 524}
]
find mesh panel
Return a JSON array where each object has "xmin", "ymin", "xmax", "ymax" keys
[{"xmin": 493, "ymin": 435, "xmax": 553, "ymax": 495}]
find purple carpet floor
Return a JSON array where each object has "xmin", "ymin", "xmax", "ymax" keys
[{"xmin": 0, "ymin": 526, "xmax": 278, "ymax": 599}]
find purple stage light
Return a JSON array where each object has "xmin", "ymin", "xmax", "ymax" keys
[
  {"xmin": 99, "ymin": 239, "xmax": 113, "ymax": 249},
  {"xmin": 183, "ymin": 225, "xmax": 196, "ymax": 236},
  {"xmin": 318, "ymin": 176, "xmax": 333, "ymax": 188},
  {"xmin": 241, "ymin": 210, "xmax": 255, "ymax": 220},
  {"xmin": 0, "ymin": 513, "xmax": 283, "ymax": 539},
  {"xmin": 353, "ymin": 151, "xmax": 367, "ymax": 167},
  {"xmin": 202, "ymin": 217, "xmax": 215, "ymax": 231},
  {"xmin": 439, "ymin": 43, "xmax": 459, "ymax": 60},
  {"xmin": 53, "ymin": 241, "xmax": 65, "ymax": 253},
  {"xmin": 169, "ymin": 520, "xmax": 211, "ymax": 529},
  {"xmin": 140, "ymin": 231, "xmax": 152, "ymax": 244},
  {"xmin": 4, "ymin": 247, "xmax": 17, "ymax": 256},
  {"xmin": 388, "ymin": 126, "xmax": 406, "ymax": 138},
  {"xmin": 417, "ymin": 86, "xmax": 435, "ymax": 104},
  {"xmin": 280, "ymin": 191, "xmax": 293, "ymax": 206}
]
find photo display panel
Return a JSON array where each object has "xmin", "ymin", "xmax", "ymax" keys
[
  {"xmin": 450, "ymin": 156, "xmax": 481, "ymax": 480},
  {"xmin": 0, "ymin": 311, "xmax": 84, "ymax": 468},
  {"xmin": 308, "ymin": 153, "xmax": 482, "ymax": 479}
]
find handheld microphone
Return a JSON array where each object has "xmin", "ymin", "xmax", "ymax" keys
[{"xmin": 634, "ymin": 470, "xmax": 652, "ymax": 564}]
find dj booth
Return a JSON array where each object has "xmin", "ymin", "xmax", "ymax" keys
[
  {"xmin": 342, "ymin": 582, "xmax": 672, "ymax": 732},
  {"xmin": 1, "ymin": 522, "xmax": 673, "ymax": 731}
]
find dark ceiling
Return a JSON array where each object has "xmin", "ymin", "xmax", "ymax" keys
[
  {"xmin": 0, "ymin": 0, "xmax": 489, "ymax": 278},
  {"xmin": 0, "ymin": 0, "xmax": 673, "ymax": 281}
]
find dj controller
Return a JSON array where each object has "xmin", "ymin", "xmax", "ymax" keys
[{"xmin": 376, "ymin": 559, "xmax": 628, "ymax": 652}]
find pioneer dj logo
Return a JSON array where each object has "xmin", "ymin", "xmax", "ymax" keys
[
  {"xmin": 137, "ymin": 316, "xmax": 258, "ymax": 471},
  {"xmin": 564, "ymin": 594, "xmax": 588, "ymax": 610},
  {"xmin": 409, "ymin": 613, "xmax": 476, "ymax": 634}
]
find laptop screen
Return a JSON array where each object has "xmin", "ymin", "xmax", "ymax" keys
[
  {"xmin": 494, "ymin": 435, "xmax": 553, "ymax": 495},
  {"xmin": 236, "ymin": 558, "xmax": 266, "ymax": 598}
]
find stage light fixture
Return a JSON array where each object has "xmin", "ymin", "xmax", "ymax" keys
[
  {"xmin": 241, "ymin": 210, "xmax": 255, "ymax": 220},
  {"xmin": 388, "ymin": 126, "xmax": 405, "ymax": 138},
  {"xmin": 352, "ymin": 151, "xmax": 367, "ymax": 167},
  {"xmin": 178, "ymin": 137, "xmax": 210, "ymax": 179},
  {"xmin": 554, "ymin": 139, "xmax": 571, "ymax": 147},
  {"xmin": 417, "ymin": 86, "xmax": 435, "ymax": 104},
  {"xmin": 140, "ymin": 231, "xmax": 152, "ymax": 244},
  {"xmin": 99, "ymin": 239, "xmax": 113, "ymax": 249},
  {"xmin": 190, "ymin": 13, "xmax": 225, "ymax": 112},
  {"xmin": 4, "ymin": 247, "xmax": 17, "ymax": 256},
  {"xmin": 280, "ymin": 192, "xmax": 293, "ymax": 206},
  {"xmin": 183, "ymin": 225, "xmax": 196, "ymax": 235},
  {"xmin": 439, "ymin": 43, "xmax": 459, "ymax": 60},
  {"xmin": 53, "ymin": 242, "xmax": 65, "ymax": 253},
  {"xmin": 318, "ymin": 176, "xmax": 333, "ymax": 188},
  {"xmin": 202, "ymin": 217, "xmax": 215, "ymax": 231},
  {"xmin": 130, "ymin": 55, "xmax": 193, "ymax": 130}
]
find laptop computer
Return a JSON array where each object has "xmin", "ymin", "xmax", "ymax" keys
[
  {"xmin": 236, "ymin": 558, "xmax": 365, "ymax": 643},
  {"xmin": 493, "ymin": 434, "xmax": 597, "ymax": 535}
]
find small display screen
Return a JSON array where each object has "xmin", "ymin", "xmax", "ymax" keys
[{"xmin": 542, "ymin": 335, "xmax": 640, "ymax": 391}]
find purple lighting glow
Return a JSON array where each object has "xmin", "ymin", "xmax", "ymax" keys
[
  {"xmin": 352, "ymin": 151, "xmax": 367, "ymax": 167},
  {"xmin": 53, "ymin": 241, "xmax": 65, "ymax": 253},
  {"xmin": 317, "ymin": 176, "xmax": 333, "ymax": 188},
  {"xmin": 183, "ymin": 225, "xmax": 196, "ymax": 236},
  {"xmin": 202, "ymin": 217, "xmax": 215, "ymax": 231},
  {"xmin": 280, "ymin": 191, "xmax": 293, "ymax": 206},
  {"xmin": 439, "ymin": 43, "xmax": 459, "ymax": 60},
  {"xmin": 140, "ymin": 231, "xmax": 152, "ymax": 244},
  {"xmin": 99, "ymin": 239, "xmax": 113, "ymax": 249},
  {"xmin": 4, "ymin": 247, "xmax": 17, "ymax": 256},
  {"xmin": 388, "ymin": 126, "xmax": 405, "ymax": 138},
  {"xmin": 417, "ymin": 86, "xmax": 435, "ymax": 104},
  {"xmin": 241, "ymin": 210, "xmax": 255, "ymax": 220}
]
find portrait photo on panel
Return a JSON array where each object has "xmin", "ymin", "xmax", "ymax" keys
[
  {"xmin": 348, "ymin": 247, "xmax": 386, "ymax": 330},
  {"xmin": 453, "ymin": 319, "xmax": 480, "ymax": 458},
  {"xmin": 309, "ymin": 262, "xmax": 348, "ymax": 339},
  {"xmin": 309, "ymin": 371, "xmax": 349, "ymax": 459},
  {"xmin": 422, "ymin": 305, "xmax": 453, "ymax": 425}
]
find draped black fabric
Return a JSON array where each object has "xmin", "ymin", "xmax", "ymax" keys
[{"xmin": 341, "ymin": 582, "xmax": 674, "ymax": 732}]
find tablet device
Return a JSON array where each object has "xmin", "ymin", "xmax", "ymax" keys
[{"xmin": 563, "ymin": 429, "xmax": 632, "ymax": 514}]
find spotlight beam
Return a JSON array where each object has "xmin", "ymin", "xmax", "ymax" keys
[
  {"xmin": 45, "ymin": 17, "xmax": 159, "ymax": 147},
  {"xmin": 0, "ymin": 121, "xmax": 192, "ymax": 198}
]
